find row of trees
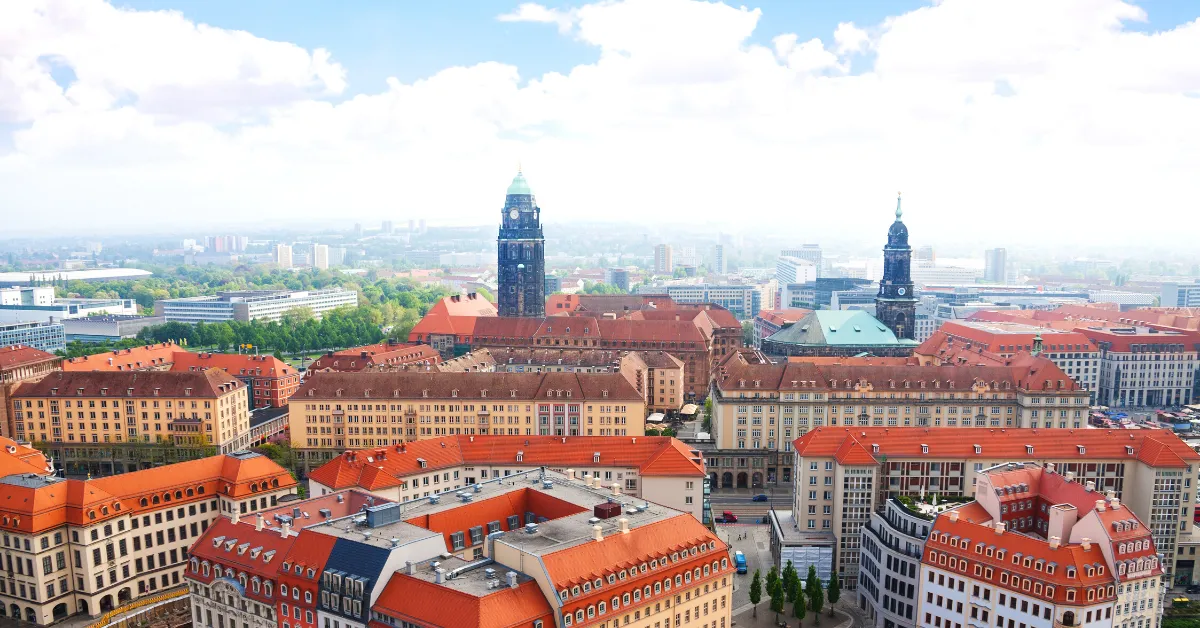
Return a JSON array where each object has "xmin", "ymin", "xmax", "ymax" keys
[{"xmin": 749, "ymin": 562, "xmax": 840, "ymax": 625}]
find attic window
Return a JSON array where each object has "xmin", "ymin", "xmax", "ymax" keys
[
  {"xmin": 973, "ymin": 444, "xmax": 981, "ymax": 454},
  {"xmin": 517, "ymin": 451, "xmax": 524, "ymax": 462},
  {"xmin": 1025, "ymin": 445, "xmax": 1033, "ymax": 455},
  {"xmin": 451, "ymin": 389, "xmax": 458, "ymax": 398},
  {"xmin": 417, "ymin": 458, "xmax": 427, "ymax": 468},
  {"xmin": 871, "ymin": 444, "xmax": 879, "ymax": 453},
  {"xmin": 1077, "ymin": 445, "xmax": 1086, "ymax": 455},
  {"xmin": 921, "ymin": 444, "xmax": 929, "ymax": 454},
  {"xmin": 1125, "ymin": 446, "xmax": 1134, "ymax": 455},
  {"xmin": 594, "ymin": 452, "xmax": 601, "ymax": 463}
]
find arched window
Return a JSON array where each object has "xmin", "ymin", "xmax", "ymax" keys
[
  {"xmin": 152, "ymin": 496, "xmax": 160, "ymax": 505},
  {"xmin": 197, "ymin": 486, "xmax": 206, "ymax": 495},
  {"xmin": 186, "ymin": 488, "xmax": 195, "ymax": 497},
  {"xmin": 304, "ymin": 591, "xmax": 312, "ymax": 604},
  {"xmin": 202, "ymin": 563, "xmax": 210, "ymax": 577},
  {"xmin": 611, "ymin": 596, "xmax": 619, "ymax": 610}
]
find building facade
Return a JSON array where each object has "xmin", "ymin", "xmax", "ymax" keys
[
  {"xmin": 760, "ymin": 310, "xmax": 917, "ymax": 358},
  {"xmin": 1077, "ymin": 325, "xmax": 1200, "ymax": 408},
  {"xmin": 1162, "ymin": 283, "xmax": 1200, "ymax": 308},
  {"xmin": 655, "ymin": 284, "xmax": 761, "ymax": 320},
  {"xmin": 288, "ymin": 371, "xmax": 647, "ymax": 451},
  {"xmin": 497, "ymin": 170, "xmax": 546, "ymax": 318},
  {"xmin": 62, "ymin": 315, "xmax": 166, "ymax": 344},
  {"xmin": 0, "ymin": 448, "xmax": 295, "ymax": 625},
  {"xmin": 154, "ymin": 289, "xmax": 359, "ymax": 324},
  {"xmin": 10, "ymin": 370, "xmax": 252, "ymax": 452},
  {"xmin": 0, "ymin": 346, "xmax": 61, "ymax": 439},
  {"xmin": 983, "ymin": 248, "xmax": 1008, "ymax": 283},
  {"xmin": 791, "ymin": 427, "xmax": 1200, "ymax": 590},
  {"xmin": 876, "ymin": 195, "xmax": 918, "ymax": 341},
  {"xmin": 857, "ymin": 497, "xmax": 931, "ymax": 628},
  {"xmin": 709, "ymin": 350, "xmax": 1090, "ymax": 488},
  {"xmin": 776, "ymin": 256, "xmax": 818, "ymax": 286},
  {"xmin": 654, "ymin": 244, "xmax": 673, "ymax": 275}
]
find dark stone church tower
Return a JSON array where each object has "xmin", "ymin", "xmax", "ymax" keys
[
  {"xmin": 875, "ymin": 194, "xmax": 917, "ymax": 340},
  {"xmin": 497, "ymin": 169, "xmax": 545, "ymax": 317}
]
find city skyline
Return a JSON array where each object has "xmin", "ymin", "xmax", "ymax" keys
[{"xmin": 2, "ymin": 0, "xmax": 1199, "ymax": 244}]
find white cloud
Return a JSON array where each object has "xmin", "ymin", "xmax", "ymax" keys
[
  {"xmin": 497, "ymin": 2, "xmax": 577, "ymax": 34},
  {"xmin": 1, "ymin": 0, "xmax": 1199, "ymax": 250}
]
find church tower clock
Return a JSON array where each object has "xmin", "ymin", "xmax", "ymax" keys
[
  {"xmin": 497, "ymin": 169, "xmax": 546, "ymax": 317},
  {"xmin": 875, "ymin": 193, "xmax": 917, "ymax": 340}
]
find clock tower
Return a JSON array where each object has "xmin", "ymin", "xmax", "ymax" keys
[
  {"xmin": 497, "ymin": 169, "xmax": 546, "ymax": 317},
  {"xmin": 875, "ymin": 193, "xmax": 917, "ymax": 340}
]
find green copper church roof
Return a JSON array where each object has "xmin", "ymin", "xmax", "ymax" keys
[
  {"xmin": 507, "ymin": 171, "xmax": 532, "ymax": 195},
  {"xmin": 765, "ymin": 310, "xmax": 908, "ymax": 346}
]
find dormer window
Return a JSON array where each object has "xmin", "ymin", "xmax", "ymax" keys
[
  {"xmin": 921, "ymin": 444, "xmax": 929, "ymax": 454},
  {"xmin": 1025, "ymin": 445, "xmax": 1034, "ymax": 455},
  {"xmin": 973, "ymin": 444, "xmax": 981, "ymax": 454},
  {"xmin": 1077, "ymin": 445, "xmax": 1086, "ymax": 455}
]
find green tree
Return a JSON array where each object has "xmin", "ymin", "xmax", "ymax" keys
[
  {"xmin": 769, "ymin": 579, "xmax": 785, "ymax": 623},
  {"xmin": 748, "ymin": 569, "xmax": 762, "ymax": 617},
  {"xmin": 827, "ymin": 569, "xmax": 841, "ymax": 617},
  {"xmin": 766, "ymin": 566, "xmax": 779, "ymax": 596},
  {"xmin": 661, "ymin": 427, "xmax": 676, "ymax": 437},
  {"xmin": 782, "ymin": 560, "xmax": 798, "ymax": 603},
  {"xmin": 645, "ymin": 428, "xmax": 661, "ymax": 436},
  {"xmin": 792, "ymin": 579, "xmax": 806, "ymax": 624},
  {"xmin": 806, "ymin": 565, "xmax": 824, "ymax": 622}
]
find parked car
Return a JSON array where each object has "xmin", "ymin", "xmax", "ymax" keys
[
  {"xmin": 1187, "ymin": 584, "xmax": 1200, "ymax": 594},
  {"xmin": 734, "ymin": 551, "xmax": 748, "ymax": 574},
  {"xmin": 751, "ymin": 494, "xmax": 769, "ymax": 502}
]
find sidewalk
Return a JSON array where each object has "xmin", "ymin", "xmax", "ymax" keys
[{"xmin": 732, "ymin": 601, "xmax": 853, "ymax": 628}]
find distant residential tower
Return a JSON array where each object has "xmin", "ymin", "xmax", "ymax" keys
[{"xmin": 497, "ymin": 170, "xmax": 546, "ymax": 317}]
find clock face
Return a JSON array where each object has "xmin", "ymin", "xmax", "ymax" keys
[
  {"xmin": 509, "ymin": 209, "xmax": 519, "ymax": 219},
  {"xmin": 897, "ymin": 287, "xmax": 906, "ymax": 296}
]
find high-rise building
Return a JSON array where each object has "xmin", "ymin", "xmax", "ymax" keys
[
  {"xmin": 654, "ymin": 244, "xmax": 673, "ymax": 274},
  {"xmin": 712, "ymin": 243, "xmax": 727, "ymax": 274},
  {"xmin": 353, "ymin": 223, "xmax": 364, "ymax": 239},
  {"xmin": 984, "ymin": 247, "xmax": 1008, "ymax": 282},
  {"xmin": 780, "ymin": 244, "xmax": 822, "ymax": 268},
  {"xmin": 496, "ymin": 170, "xmax": 545, "ymax": 317},
  {"xmin": 313, "ymin": 243, "xmax": 330, "ymax": 269},
  {"xmin": 875, "ymin": 194, "xmax": 917, "ymax": 339},
  {"xmin": 775, "ymin": 256, "xmax": 817, "ymax": 285},
  {"xmin": 275, "ymin": 243, "xmax": 293, "ymax": 268},
  {"xmin": 381, "ymin": 220, "xmax": 394, "ymax": 234},
  {"xmin": 605, "ymin": 267, "xmax": 631, "ymax": 292}
]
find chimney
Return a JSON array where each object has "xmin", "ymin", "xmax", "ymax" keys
[
  {"xmin": 1085, "ymin": 480, "xmax": 1095, "ymax": 492},
  {"xmin": 994, "ymin": 522, "xmax": 1006, "ymax": 535},
  {"xmin": 618, "ymin": 518, "xmax": 630, "ymax": 534},
  {"xmin": 406, "ymin": 561, "xmax": 416, "ymax": 575},
  {"xmin": 948, "ymin": 511, "xmax": 959, "ymax": 523},
  {"xmin": 1081, "ymin": 537, "xmax": 1092, "ymax": 551},
  {"xmin": 1065, "ymin": 471, "xmax": 1076, "ymax": 483},
  {"xmin": 1111, "ymin": 497, "xmax": 1121, "ymax": 510},
  {"xmin": 593, "ymin": 525, "xmax": 603, "ymax": 542},
  {"xmin": 1094, "ymin": 500, "xmax": 1106, "ymax": 512},
  {"xmin": 231, "ymin": 510, "xmax": 240, "ymax": 525},
  {"xmin": 612, "ymin": 482, "xmax": 621, "ymax": 496},
  {"xmin": 1049, "ymin": 536, "xmax": 1061, "ymax": 550},
  {"xmin": 255, "ymin": 513, "xmax": 265, "ymax": 531},
  {"xmin": 281, "ymin": 521, "xmax": 291, "ymax": 538},
  {"xmin": 1105, "ymin": 490, "xmax": 1116, "ymax": 500},
  {"xmin": 566, "ymin": 469, "xmax": 574, "ymax": 481},
  {"xmin": 435, "ymin": 568, "xmax": 445, "ymax": 584},
  {"xmin": 506, "ymin": 571, "xmax": 518, "ymax": 589}
]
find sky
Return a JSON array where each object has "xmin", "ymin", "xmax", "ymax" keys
[{"xmin": 1, "ymin": 0, "xmax": 1199, "ymax": 245}]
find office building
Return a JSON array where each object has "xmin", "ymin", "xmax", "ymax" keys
[
  {"xmin": 381, "ymin": 220, "xmax": 394, "ymax": 234},
  {"xmin": 983, "ymin": 248, "xmax": 1008, "ymax": 283},
  {"xmin": 791, "ymin": 427, "xmax": 1200, "ymax": 588},
  {"xmin": 707, "ymin": 349, "xmax": 1089, "ymax": 486},
  {"xmin": 760, "ymin": 310, "xmax": 916, "ymax": 358},
  {"xmin": 781, "ymin": 277, "xmax": 874, "ymax": 310},
  {"xmin": 544, "ymin": 274, "xmax": 563, "ymax": 295},
  {"xmin": 497, "ymin": 170, "xmax": 546, "ymax": 318},
  {"xmin": 62, "ymin": 314, "xmax": 166, "ymax": 343},
  {"xmin": 0, "ymin": 286, "xmax": 54, "ymax": 306},
  {"xmin": 916, "ymin": 321, "xmax": 1101, "ymax": 399},
  {"xmin": 713, "ymin": 243, "xmax": 728, "ymax": 274},
  {"xmin": 10, "ymin": 370, "xmax": 252, "ymax": 452},
  {"xmin": 0, "ymin": 321, "xmax": 66, "ymax": 352},
  {"xmin": 911, "ymin": 261, "xmax": 983, "ymax": 286},
  {"xmin": 204, "ymin": 235, "xmax": 248, "ymax": 252},
  {"xmin": 918, "ymin": 462, "xmax": 1163, "ymax": 628},
  {"xmin": 155, "ymin": 289, "xmax": 359, "ymax": 324},
  {"xmin": 1162, "ymin": 283, "xmax": 1200, "ymax": 308},
  {"xmin": 288, "ymin": 371, "xmax": 647, "ymax": 450},
  {"xmin": 189, "ymin": 464, "xmax": 727, "ymax": 628},
  {"xmin": 604, "ymin": 267, "xmax": 630, "ymax": 292},
  {"xmin": 654, "ymin": 244, "xmax": 673, "ymax": 275},
  {"xmin": 776, "ymin": 256, "xmax": 818, "ymax": 286},
  {"xmin": 275, "ymin": 244, "xmax": 293, "ymax": 269},
  {"xmin": 0, "ymin": 345, "xmax": 61, "ymax": 438},
  {"xmin": 312, "ymin": 244, "xmax": 329, "ymax": 270},
  {"xmin": 0, "ymin": 296, "xmax": 139, "ymax": 324},
  {"xmin": 1077, "ymin": 325, "xmax": 1200, "ymax": 408},
  {"xmin": 653, "ymin": 284, "xmax": 761, "ymax": 320},
  {"xmin": 876, "ymin": 195, "xmax": 918, "ymax": 340},
  {"xmin": 781, "ymin": 244, "xmax": 822, "ymax": 268},
  {"xmin": 914, "ymin": 297, "xmax": 938, "ymax": 343},
  {"xmin": 0, "ymin": 444, "xmax": 295, "ymax": 625}
]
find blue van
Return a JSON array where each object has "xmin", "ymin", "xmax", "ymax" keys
[{"xmin": 734, "ymin": 551, "xmax": 747, "ymax": 574}]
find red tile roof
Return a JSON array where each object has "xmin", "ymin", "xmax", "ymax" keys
[
  {"xmin": 427, "ymin": 293, "xmax": 498, "ymax": 318},
  {"xmin": 169, "ymin": 352, "xmax": 294, "ymax": 378},
  {"xmin": 307, "ymin": 436, "xmax": 705, "ymax": 491},
  {"xmin": 0, "ymin": 345, "xmax": 59, "ymax": 371},
  {"xmin": 0, "ymin": 436, "xmax": 52, "ymax": 477},
  {"xmin": 792, "ymin": 427, "xmax": 1200, "ymax": 467},
  {"xmin": 188, "ymin": 517, "xmax": 298, "ymax": 605},
  {"xmin": 309, "ymin": 343, "xmax": 440, "ymax": 372},
  {"xmin": 12, "ymin": 368, "xmax": 245, "ymax": 398},
  {"xmin": 407, "ymin": 314, "xmax": 483, "ymax": 340},
  {"xmin": 62, "ymin": 342, "xmax": 180, "ymax": 371},
  {"xmin": 757, "ymin": 309, "xmax": 813, "ymax": 327},
  {"xmin": 372, "ymin": 574, "xmax": 553, "ymax": 628}
]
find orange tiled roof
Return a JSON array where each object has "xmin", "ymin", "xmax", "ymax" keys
[
  {"xmin": 188, "ymin": 517, "xmax": 298, "ymax": 605},
  {"xmin": 407, "ymin": 314, "xmax": 482, "ymax": 340},
  {"xmin": 757, "ymin": 309, "xmax": 813, "ymax": 327},
  {"xmin": 62, "ymin": 342, "xmax": 180, "ymax": 372},
  {"xmin": 0, "ymin": 345, "xmax": 59, "ymax": 371},
  {"xmin": 0, "ymin": 436, "xmax": 52, "ymax": 477},
  {"xmin": 372, "ymin": 574, "xmax": 553, "ymax": 628},
  {"xmin": 12, "ymin": 368, "xmax": 244, "ymax": 398},
  {"xmin": 427, "ymin": 294, "xmax": 498, "ymax": 318},
  {"xmin": 309, "ymin": 343, "xmax": 440, "ymax": 372},
  {"xmin": 404, "ymin": 489, "xmax": 586, "ymax": 551},
  {"xmin": 792, "ymin": 427, "xmax": 1200, "ymax": 467},
  {"xmin": 307, "ymin": 436, "xmax": 705, "ymax": 490},
  {"xmin": 169, "ymin": 352, "xmax": 294, "ymax": 378}
]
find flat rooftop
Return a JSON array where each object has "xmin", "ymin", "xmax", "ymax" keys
[
  {"xmin": 403, "ymin": 554, "xmax": 538, "ymax": 597},
  {"xmin": 769, "ymin": 510, "xmax": 835, "ymax": 546}
]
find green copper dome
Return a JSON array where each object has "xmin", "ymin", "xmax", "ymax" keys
[{"xmin": 507, "ymin": 170, "xmax": 533, "ymax": 195}]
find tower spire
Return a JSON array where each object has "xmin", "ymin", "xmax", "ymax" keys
[{"xmin": 895, "ymin": 192, "xmax": 903, "ymax": 220}]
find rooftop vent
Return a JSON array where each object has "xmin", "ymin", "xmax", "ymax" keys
[{"xmin": 524, "ymin": 523, "xmax": 539, "ymax": 535}]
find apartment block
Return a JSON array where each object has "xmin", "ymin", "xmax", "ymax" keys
[
  {"xmin": 1077, "ymin": 325, "xmax": 1200, "ymax": 408},
  {"xmin": 9, "ymin": 370, "xmax": 252, "ymax": 452},
  {"xmin": 187, "ymin": 468, "xmax": 728, "ymax": 628},
  {"xmin": 790, "ymin": 427, "xmax": 1200, "ymax": 589},
  {"xmin": 918, "ymin": 462, "xmax": 1163, "ymax": 628},
  {"xmin": 0, "ymin": 447, "xmax": 295, "ymax": 625},
  {"xmin": 288, "ymin": 371, "xmax": 647, "ymax": 452},
  {"xmin": 154, "ymin": 289, "xmax": 359, "ymax": 324},
  {"xmin": 708, "ymin": 350, "xmax": 1090, "ymax": 487},
  {"xmin": 306, "ymin": 434, "xmax": 708, "ymax": 522},
  {"xmin": 0, "ymin": 346, "xmax": 61, "ymax": 439},
  {"xmin": 308, "ymin": 342, "xmax": 441, "ymax": 373}
]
